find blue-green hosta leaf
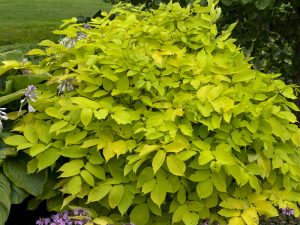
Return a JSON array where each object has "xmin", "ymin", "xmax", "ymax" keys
[
  {"xmin": 11, "ymin": 184, "xmax": 29, "ymax": 204},
  {"xmin": 255, "ymin": 0, "xmax": 271, "ymax": 10},
  {"xmin": 0, "ymin": 172, "xmax": 11, "ymax": 225},
  {"xmin": 3, "ymin": 156, "xmax": 46, "ymax": 196}
]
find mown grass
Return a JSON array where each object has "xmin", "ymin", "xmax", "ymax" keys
[{"xmin": 0, "ymin": 0, "xmax": 112, "ymax": 52}]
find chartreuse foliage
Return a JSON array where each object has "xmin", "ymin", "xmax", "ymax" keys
[{"xmin": 2, "ymin": 1, "xmax": 300, "ymax": 225}]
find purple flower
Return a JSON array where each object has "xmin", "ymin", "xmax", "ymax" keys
[
  {"xmin": 83, "ymin": 24, "xmax": 91, "ymax": 30},
  {"xmin": 36, "ymin": 217, "xmax": 50, "ymax": 225},
  {"xmin": 36, "ymin": 209, "xmax": 90, "ymax": 225},
  {"xmin": 58, "ymin": 78, "xmax": 75, "ymax": 94},
  {"xmin": 73, "ymin": 209, "xmax": 87, "ymax": 216},
  {"xmin": 0, "ymin": 108, "xmax": 8, "ymax": 131},
  {"xmin": 282, "ymin": 207, "xmax": 295, "ymax": 216},
  {"xmin": 19, "ymin": 85, "xmax": 38, "ymax": 114},
  {"xmin": 74, "ymin": 221, "xmax": 84, "ymax": 225}
]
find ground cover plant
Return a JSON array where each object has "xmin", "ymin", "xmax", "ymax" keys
[
  {"xmin": 1, "ymin": 1, "xmax": 300, "ymax": 225},
  {"xmin": 0, "ymin": 0, "xmax": 112, "ymax": 52}
]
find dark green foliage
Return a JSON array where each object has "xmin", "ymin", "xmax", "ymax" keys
[{"xmin": 219, "ymin": 1, "xmax": 299, "ymax": 82}]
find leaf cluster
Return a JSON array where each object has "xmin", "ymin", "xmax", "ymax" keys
[{"xmin": 2, "ymin": 1, "xmax": 300, "ymax": 225}]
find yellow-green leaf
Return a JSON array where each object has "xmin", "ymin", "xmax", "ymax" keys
[{"xmin": 166, "ymin": 154, "xmax": 186, "ymax": 176}]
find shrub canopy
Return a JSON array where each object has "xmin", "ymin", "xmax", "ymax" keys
[{"xmin": 2, "ymin": 1, "xmax": 300, "ymax": 225}]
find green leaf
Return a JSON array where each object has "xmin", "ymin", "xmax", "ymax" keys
[
  {"xmin": 164, "ymin": 141, "xmax": 187, "ymax": 153},
  {"xmin": 24, "ymin": 126, "xmax": 38, "ymax": 144},
  {"xmin": 11, "ymin": 184, "xmax": 29, "ymax": 204},
  {"xmin": 118, "ymin": 186, "xmax": 134, "ymax": 215},
  {"xmin": 88, "ymin": 184, "xmax": 112, "ymax": 202},
  {"xmin": 45, "ymin": 107, "xmax": 63, "ymax": 119},
  {"xmin": 67, "ymin": 175, "xmax": 82, "ymax": 196},
  {"xmin": 142, "ymin": 179, "xmax": 156, "ymax": 194},
  {"xmin": 49, "ymin": 120, "xmax": 68, "ymax": 133},
  {"xmin": 275, "ymin": 111, "xmax": 297, "ymax": 123},
  {"xmin": 0, "ymin": 172, "xmax": 11, "ymax": 225},
  {"xmin": 211, "ymin": 171, "xmax": 227, "ymax": 192},
  {"xmin": 65, "ymin": 131, "xmax": 87, "ymax": 145},
  {"xmin": 196, "ymin": 179, "xmax": 213, "ymax": 199},
  {"xmin": 220, "ymin": 198, "xmax": 249, "ymax": 210},
  {"xmin": 182, "ymin": 212, "xmax": 200, "ymax": 225},
  {"xmin": 214, "ymin": 143, "xmax": 235, "ymax": 165},
  {"xmin": 228, "ymin": 217, "xmax": 245, "ymax": 225},
  {"xmin": 166, "ymin": 154, "xmax": 186, "ymax": 176},
  {"xmin": 177, "ymin": 185, "xmax": 186, "ymax": 204},
  {"xmin": 80, "ymin": 170, "xmax": 94, "ymax": 186},
  {"xmin": 0, "ymin": 89, "xmax": 25, "ymax": 106},
  {"xmin": 34, "ymin": 121, "xmax": 51, "ymax": 144},
  {"xmin": 198, "ymin": 151, "xmax": 214, "ymax": 165},
  {"xmin": 189, "ymin": 170, "xmax": 211, "ymax": 182},
  {"xmin": 172, "ymin": 205, "xmax": 189, "ymax": 223},
  {"xmin": 60, "ymin": 145, "xmax": 88, "ymax": 158},
  {"xmin": 109, "ymin": 185, "xmax": 125, "ymax": 209},
  {"xmin": 150, "ymin": 184, "xmax": 166, "ymax": 207},
  {"xmin": 254, "ymin": 200, "xmax": 278, "ymax": 217},
  {"xmin": 71, "ymin": 97, "xmax": 101, "ymax": 109},
  {"xmin": 130, "ymin": 204, "xmax": 150, "ymax": 225},
  {"xmin": 84, "ymin": 163, "xmax": 105, "ymax": 180},
  {"xmin": 255, "ymin": 0, "xmax": 271, "ymax": 10},
  {"xmin": 179, "ymin": 121, "xmax": 193, "ymax": 136},
  {"xmin": 81, "ymin": 108, "xmax": 93, "ymax": 126},
  {"xmin": 232, "ymin": 71, "xmax": 255, "ymax": 83},
  {"xmin": 152, "ymin": 150, "xmax": 166, "ymax": 174},
  {"xmin": 241, "ymin": 207, "xmax": 259, "ymax": 225},
  {"xmin": 94, "ymin": 109, "xmax": 109, "ymax": 120},
  {"xmin": 3, "ymin": 156, "xmax": 47, "ymax": 196},
  {"xmin": 218, "ymin": 209, "xmax": 241, "ymax": 217},
  {"xmin": 58, "ymin": 159, "xmax": 84, "ymax": 177},
  {"xmin": 111, "ymin": 110, "xmax": 140, "ymax": 124},
  {"xmin": 112, "ymin": 140, "xmax": 128, "ymax": 157},
  {"xmin": 81, "ymin": 139, "xmax": 101, "ymax": 148},
  {"xmin": 29, "ymin": 144, "xmax": 48, "ymax": 157},
  {"xmin": 4, "ymin": 135, "xmax": 28, "ymax": 146},
  {"xmin": 26, "ymin": 49, "xmax": 46, "ymax": 56},
  {"xmin": 37, "ymin": 147, "xmax": 60, "ymax": 171}
]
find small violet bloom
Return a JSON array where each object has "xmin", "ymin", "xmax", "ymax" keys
[
  {"xmin": 36, "ymin": 209, "xmax": 89, "ymax": 225},
  {"xmin": 282, "ymin": 207, "xmax": 295, "ymax": 216},
  {"xmin": 58, "ymin": 78, "xmax": 75, "ymax": 95},
  {"xmin": 36, "ymin": 217, "xmax": 51, "ymax": 225},
  {"xmin": 19, "ymin": 85, "xmax": 38, "ymax": 114},
  {"xmin": 83, "ymin": 24, "xmax": 91, "ymax": 30},
  {"xmin": 0, "ymin": 108, "xmax": 8, "ymax": 131}
]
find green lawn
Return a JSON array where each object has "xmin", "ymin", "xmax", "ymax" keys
[{"xmin": 0, "ymin": 0, "xmax": 112, "ymax": 52}]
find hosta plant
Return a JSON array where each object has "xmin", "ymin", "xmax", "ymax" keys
[{"xmin": 2, "ymin": 1, "xmax": 300, "ymax": 225}]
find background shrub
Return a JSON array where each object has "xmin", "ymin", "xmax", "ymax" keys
[{"xmin": 2, "ymin": 1, "xmax": 300, "ymax": 225}]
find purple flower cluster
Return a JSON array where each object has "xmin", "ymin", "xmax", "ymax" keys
[
  {"xmin": 282, "ymin": 207, "xmax": 295, "ymax": 216},
  {"xmin": 36, "ymin": 209, "xmax": 89, "ymax": 225}
]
